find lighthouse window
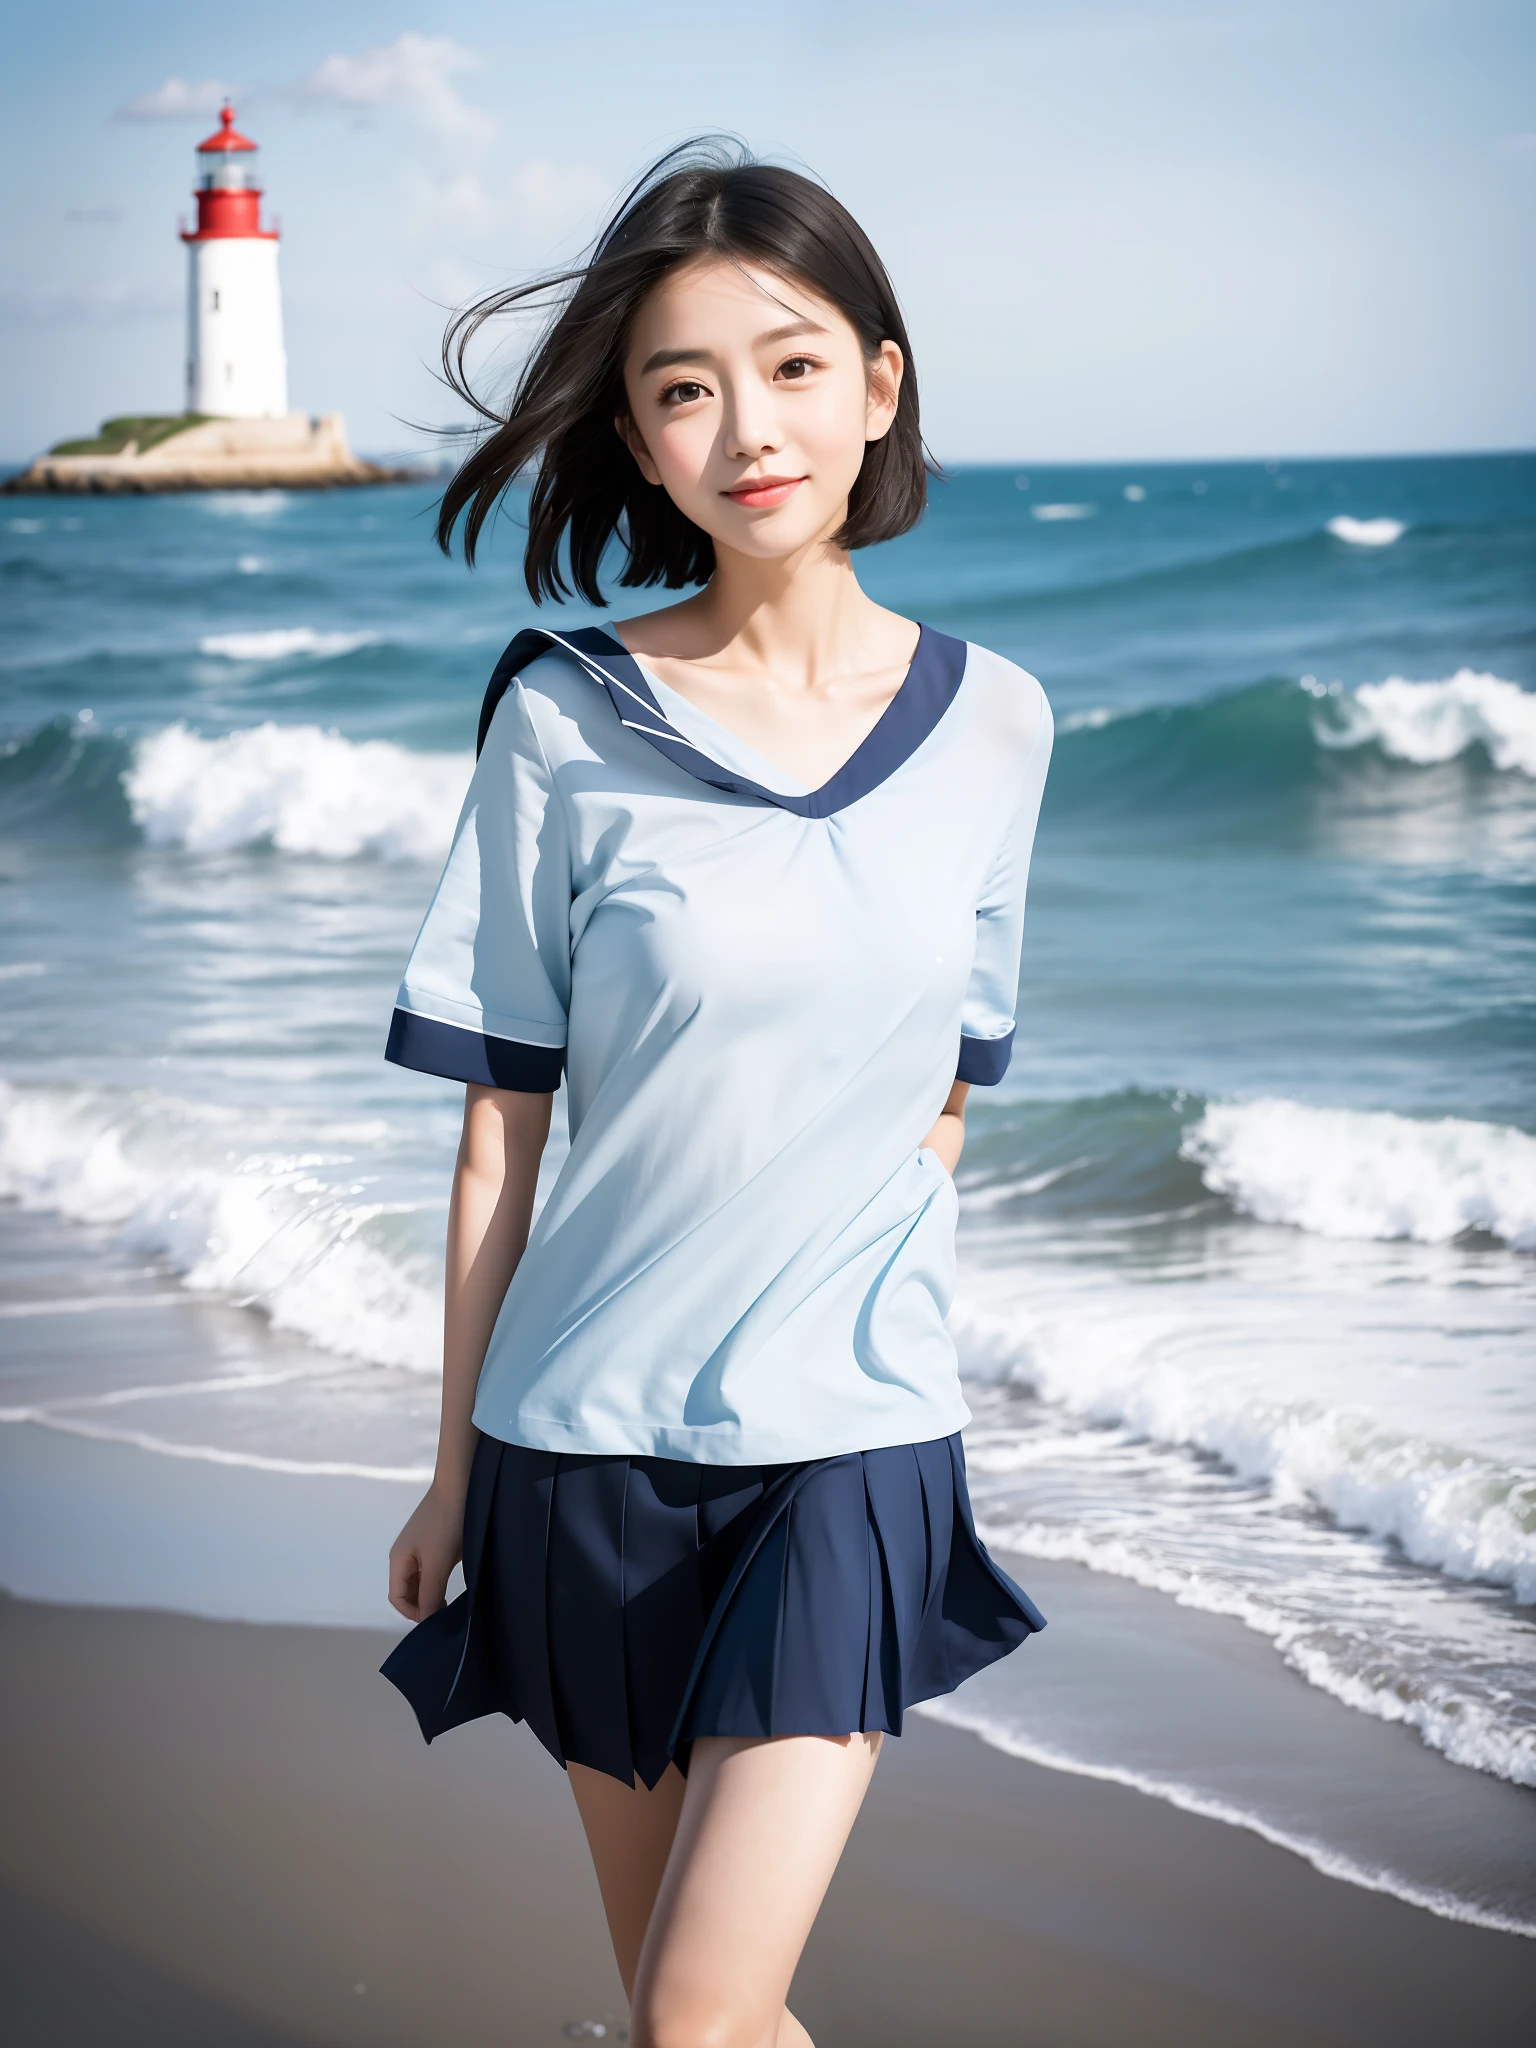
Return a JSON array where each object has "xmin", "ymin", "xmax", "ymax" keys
[
  {"xmin": 199, "ymin": 151, "xmax": 258, "ymax": 194},
  {"xmin": 211, "ymin": 290, "xmax": 221, "ymax": 312}
]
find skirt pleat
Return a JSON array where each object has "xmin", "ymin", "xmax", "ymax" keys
[
  {"xmin": 545, "ymin": 1457, "xmax": 633, "ymax": 1784},
  {"xmin": 617, "ymin": 1456, "xmax": 709, "ymax": 1781},
  {"xmin": 381, "ymin": 1430, "xmax": 1044, "ymax": 1790}
]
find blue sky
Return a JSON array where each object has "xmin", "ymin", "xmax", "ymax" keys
[{"xmin": 3, "ymin": 0, "xmax": 1532, "ymax": 461}]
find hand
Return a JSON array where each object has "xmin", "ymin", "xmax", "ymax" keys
[
  {"xmin": 921, "ymin": 1080, "xmax": 969, "ymax": 1177},
  {"xmin": 388, "ymin": 1479, "xmax": 467, "ymax": 1623}
]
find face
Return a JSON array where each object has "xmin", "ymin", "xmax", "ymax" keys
[{"xmin": 619, "ymin": 256, "xmax": 902, "ymax": 561}]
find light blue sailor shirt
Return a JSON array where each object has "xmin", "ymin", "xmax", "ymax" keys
[{"xmin": 386, "ymin": 624, "xmax": 1052, "ymax": 1464}]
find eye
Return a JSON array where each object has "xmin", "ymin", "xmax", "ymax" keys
[
  {"xmin": 776, "ymin": 356, "xmax": 816, "ymax": 382},
  {"xmin": 660, "ymin": 379, "xmax": 709, "ymax": 406}
]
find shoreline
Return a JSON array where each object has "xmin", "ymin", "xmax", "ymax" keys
[
  {"xmin": 5, "ymin": 1410, "xmax": 1535, "ymax": 1940},
  {"xmin": 4, "ymin": 1591, "xmax": 1534, "ymax": 2047},
  {"xmin": 2, "ymin": 1197, "xmax": 1534, "ymax": 1942}
]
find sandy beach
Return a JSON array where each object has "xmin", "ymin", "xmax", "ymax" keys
[{"xmin": 2, "ymin": 1590, "xmax": 1532, "ymax": 2048}]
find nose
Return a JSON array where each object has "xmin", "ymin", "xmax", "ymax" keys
[{"xmin": 721, "ymin": 375, "xmax": 784, "ymax": 463}]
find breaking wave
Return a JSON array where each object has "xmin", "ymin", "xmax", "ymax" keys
[
  {"xmin": 954, "ymin": 1291, "xmax": 1536, "ymax": 1612},
  {"xmin": 0, "ymin": 1080, "xmax": 442, "ymax": 1374},
  {"xmin": 1312, "ymin": 669, "xmax": 1536, "ymax": 777},
  {"xmin": 1045, "ymin": 670, "xmax": 1536, "ymax": 833},
  {"xmin": 1326, "ymin": 515, "xmax": 1407, "ymax": 547},
  {"xmin": 124, "ymin": 722, "xmax": 470, "ymax": 859},
  {"xmin": 949, "ymin": 1089, "xmax": 1536, "ymax": 1252},
  {"xmin": 4, "ymin": 666, "xmax": 1530, "ymax": 868},
  {"xmin": 1183, "ymin": 1097, "xmax": 1536, "ymax": 1250}
]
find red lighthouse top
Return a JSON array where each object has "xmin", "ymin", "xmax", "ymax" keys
[
  {"xmin": 198, "ymin": 105, "xmax": 258, "ymax": 154},
  {"xmin": 182, "ymin": 104, "xmax": 278, "ymax": 243}
]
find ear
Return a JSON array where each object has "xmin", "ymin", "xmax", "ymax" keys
[
  {"xmin": 616, "ymin": 412, "xmax": 662, "ymax": 487},
  {"xmin": 865, "ymin": 341, "xmax": 904, "ymax": 445}
]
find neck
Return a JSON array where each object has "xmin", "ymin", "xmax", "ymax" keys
[{"xmin": 660, "ymin": 528, "xmax": 885, "ymax": 689}]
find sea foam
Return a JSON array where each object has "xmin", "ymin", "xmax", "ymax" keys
[
  {"xmin": 0, "ymin": 1081, "xmax": 442, "ymax": 1376},
  {"xmin": 1315, "ymin": 669, "xmax": 1536, "ymax": 776},
  {"xmin": 1327, "ymin": 515, "xmax": 1406, "ymax": 547},
  {"xmin": 951, "ymin": 1288, "xmax": 1536, "ymax": 1794},
  {"xmin": 199, "ymin": 627, "xmax": 381, "ymax": 660},
  {"xmin": 954, "ymin": 1290, "xmax": 1536, "ymax": 1603},
  {"xmin": 124, "ymin": 722, "xmax": 470, "ymax": 859},
  {"xmin": 962, "ymin": 1492, "xmax": 1536, "ymax": 1792},
  {"xmin": 1183, "ymin": 1097, "xmax": 1536, "ymax": 1249}
]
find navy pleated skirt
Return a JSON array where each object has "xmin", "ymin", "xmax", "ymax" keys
[{"xmin": 381, "ymin": 1429, "xmax": 1044, "ymax": 1790}]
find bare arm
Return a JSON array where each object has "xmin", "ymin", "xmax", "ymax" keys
[
  {"xmin": 388, "ymin": 1082, "xmax": 552, "ymax": 1622},
  {"xmin": 922, "ymin": 1078, "xmax": 969, "ymax": 1176}
]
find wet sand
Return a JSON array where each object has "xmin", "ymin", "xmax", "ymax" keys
[{"xmin": 2, "ymin": 1591, "xmax": 1533, "ymax": 2047}]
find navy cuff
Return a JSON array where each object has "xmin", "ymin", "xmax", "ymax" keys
[
  {"xmin": 385, "ymin": 1008, "xmax": 565, "ymax": 1091},
  {"xmin": 956, "ymin": 1026, "xmax": 1015, "ymax": 1087}
]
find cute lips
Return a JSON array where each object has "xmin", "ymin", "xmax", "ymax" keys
[{"xmin": 721, "ymin": 476, "xmax": 806, "ymax": 508}]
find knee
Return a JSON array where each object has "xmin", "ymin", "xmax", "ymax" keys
[{"xmin": 630, "ymin": 1983, "xmax": 768, "ymax": 2048}]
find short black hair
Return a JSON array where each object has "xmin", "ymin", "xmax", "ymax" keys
[{"xmin": 435, "ymin": 138, "xmax": 934, "ymax": 604}]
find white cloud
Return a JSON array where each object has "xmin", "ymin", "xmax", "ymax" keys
[
  {"xmin": 294, "ymin": 37, "xmax": 605, "ymax": 270},
  {"xmin": 117, "ymin": 77, "xmax": 231, "ymax": 123},
  {"xmin": 298, "ymin": 33, "xmax": 495, "ymax": 148}
]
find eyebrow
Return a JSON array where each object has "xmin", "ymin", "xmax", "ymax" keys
[{"xmin": 640, "ymin": 317, "xmax": 828, "ymax": 376}]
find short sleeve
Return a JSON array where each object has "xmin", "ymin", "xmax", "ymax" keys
[
  {"xmin": 957, "ymin": 693, "xmax": 1053, "ymax": 1086},
  {"xmin": 385, "ymin": 681, "xmax": 571, "ymax": 1091}
]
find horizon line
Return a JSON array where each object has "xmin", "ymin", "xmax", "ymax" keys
[{"xmin": 2, "ymin": 443, "xmax": 1533, "ymax": 475}]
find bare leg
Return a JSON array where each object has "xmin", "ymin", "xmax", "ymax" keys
[
  {"xmin": 629, "ymin": 1732, "xmax": 884, "ymax": 2048},
  {"xmin": 571, "ymin": 1765, "xmax": 820, "ymax": 2042},
  {"xmin": 568, "ymin": 1760, "xmax": 686, "ymax": 1998}
]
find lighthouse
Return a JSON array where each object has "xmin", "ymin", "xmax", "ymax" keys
[
  {"xmin": 182, "ymin": 105, "xmax": 288, "ymax": 419},
  {"xmin": 6, "ymin": 97, "xmax": 411, "ymax": 493}
]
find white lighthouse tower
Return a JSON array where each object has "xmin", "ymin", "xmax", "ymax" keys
[{"xmin": 182, "ymin": 105, "xmax": 288, "ymax": 418}]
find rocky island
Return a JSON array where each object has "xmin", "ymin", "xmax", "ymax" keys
[{"xmin": 3, "ymin": 411, "xmax": 420, "ymax": 495}]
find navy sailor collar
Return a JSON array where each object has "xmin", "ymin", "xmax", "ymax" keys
[{"xmin": 477, "ymin": 623, "xmax": 968, "ymax": 820}]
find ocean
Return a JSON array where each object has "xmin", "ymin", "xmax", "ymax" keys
[{"xmin": 2, "ymin": 454, "xmax": 1533, "ymax": 1927}]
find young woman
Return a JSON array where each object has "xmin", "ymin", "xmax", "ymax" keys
[{"xmin": 382, "ymin": 142, "xmax": 1053, "ymax": 2048}]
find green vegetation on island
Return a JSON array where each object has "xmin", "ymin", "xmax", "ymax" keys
[{"xmin": 48, "ymin": 414, "xmax": 214, "ymax": 457}]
